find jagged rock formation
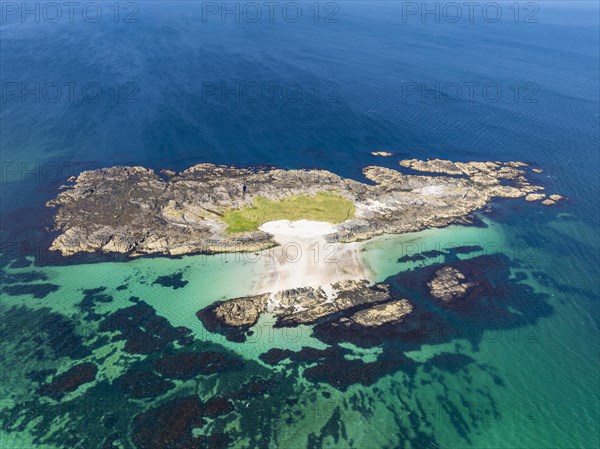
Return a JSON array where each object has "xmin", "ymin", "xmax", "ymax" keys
[
  {"xmin": 526, "ymin": 193, "xmax": 546, "ymax": 201},
  {"xmin": 542, "ymin": 194, "xmax": 564, "ymax": 206},
  {"xmin": 212, "ymin": 295, "xmax": 269, "ymax": 327},
  {"xmin": 46, "ymin": 159, "xmax": 558, "ymax": 257},
  {"xmin": 345, "ymin": 299, "xmax": 413, "ymax": 327},
  {"xmin": 427, "ymin": 267, "xmax": 477, "ymax": 303},
  {"xmin": 200, "ymin": 280, "xmax": 406, "ymax": 329}
]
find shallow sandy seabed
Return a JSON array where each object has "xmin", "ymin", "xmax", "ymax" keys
[{"xmin": 256, "ymin": 220, "xmax": 370, "ymax": 299}]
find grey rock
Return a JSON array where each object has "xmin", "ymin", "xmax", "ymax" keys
[
  {"xmin": 46, "ymin": 160, "xmax": 550, "ymax": 257},
  {"xmin": 427, "ymin": 266, "xmax": 477, "ymax": 303}
]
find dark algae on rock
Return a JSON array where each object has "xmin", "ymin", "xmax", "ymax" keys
[
  {"xmin": 152, "ymin": 271, "xmax": 189, "ymax": 289},
  {"xmin": 38, "ymin": 362, "xmax": 98, "ymax": 399}
]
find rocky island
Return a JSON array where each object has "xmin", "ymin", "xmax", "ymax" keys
[
  {"xmin": 46, "ymin": 158, "xmax": 562, "ymax": 330},
  {"xmin": 427, "ymin": 266, "xmax": 477, "ymax": 303},
  {"xmin": 47, "ymin": 158, "xmax": 560, "ymax": 257}
]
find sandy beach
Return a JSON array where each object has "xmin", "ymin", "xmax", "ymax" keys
[{"xmin": 254, "ymin": 220, "xmax": 372, "ymax": 298}]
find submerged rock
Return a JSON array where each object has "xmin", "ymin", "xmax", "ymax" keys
[
  {"xmin": 131, "ymin": 396, "xmax": 204, "ymax": 449},
  {"xmin": 100, "ymin": 301, "xmax": 193, "ymax": 354},
  {"xmin": 152, "ymin": 351, "xmax": 244, "ymax": 379},
  {"xmin": 131, "ymin": 392, "xmax": 237, "ymax": 449},
  {"xmin": 302, "ymin": 353, "xmax": 417, "ymax": 391},
  {"xmin": 38, "ymin": 362, "xmax": 97, "ymax": 399},
  {"xmin": 152, "ymin": 272, "xmax": 189, "ymax": 289},
  {"xmin": 116, "ymin": 370, "xmax": 175, "ymax": 399}
]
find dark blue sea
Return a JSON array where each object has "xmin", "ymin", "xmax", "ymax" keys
[{"xmin": 1, "ymin": 1, "xmax": 598, "ymax": 448}]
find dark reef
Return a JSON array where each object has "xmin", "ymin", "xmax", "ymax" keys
[{"xmin": 39, "ymin": 362, "xmax": 98, "ymax": 399}]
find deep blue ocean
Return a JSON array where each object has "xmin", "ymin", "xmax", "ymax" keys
[{"xmin": 1, "ymin": 1, "xmax": 599, "ymax": 448}]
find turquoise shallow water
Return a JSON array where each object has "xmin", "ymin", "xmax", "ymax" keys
[
  {"xmin": 363, "ymin": 213, "xmax": 599, "ymax": 448},
  {"xmin": 1, "ymin": 209, "xmax": 598, "ymax": 448},
  {"xmin": 1, "ymin": 1, "xmax": 599, "ymax": 448}
]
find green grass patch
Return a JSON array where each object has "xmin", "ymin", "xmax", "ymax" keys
[{"xmin": 222, "ymin": 191, "xmax": 355, "ymax": 233}]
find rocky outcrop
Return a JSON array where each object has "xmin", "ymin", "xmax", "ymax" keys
[
  {"xmin": 346, "ymin": 299, "xmax": 413, "ymax": 327},
  {"xmin": 38, "ymin": 362, "xmax": 98, "ymax": 399},
  {"xmin": 46, "ymin": 159, "xmax": 552, "ymax": 257},
  {"xmin": 541, "ymin": 194, "xmax": 564, "ymax": 206},
  {"xmin": 525, "ymin": 193, "xmax": 546, "ymax": 201},
  {"xmin": 275, "ymin": 281, "xmax": 392, "ymax": 326},
  {"xmin": 212, "ymin": 294, "xmax": 269, "ymax": 327},
  {"xmin": 199, "ymin": 280, "xmax": 409, "ymax": 330},
  {"xmin": 371, "ymin": 151, "xmax": 394, "ymax": 157},
  {"xmin": 427, "ymin": 267, "xmax": 476, "ymax": 303}
]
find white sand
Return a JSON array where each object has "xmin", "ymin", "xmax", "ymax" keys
[
  {"xmin": 254, "ymin": 220, "xmax": 371, "ymax": 298},
  {"xmin": 259, "ymin": 219, "xmax": 337, "ymax": 239}
]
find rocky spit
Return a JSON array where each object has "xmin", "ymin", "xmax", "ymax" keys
[
  {"xmin": 198, "ymin": 280, "xmax": 412, "ymax": 333},
  {"xmin": 46, "ymin": 158, "xmax": 561, "ymax": 257}
]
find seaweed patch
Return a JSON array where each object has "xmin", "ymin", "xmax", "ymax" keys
[{"xmin": 152, "ymin": 272, "xmax": 189, "ymax": 289}]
